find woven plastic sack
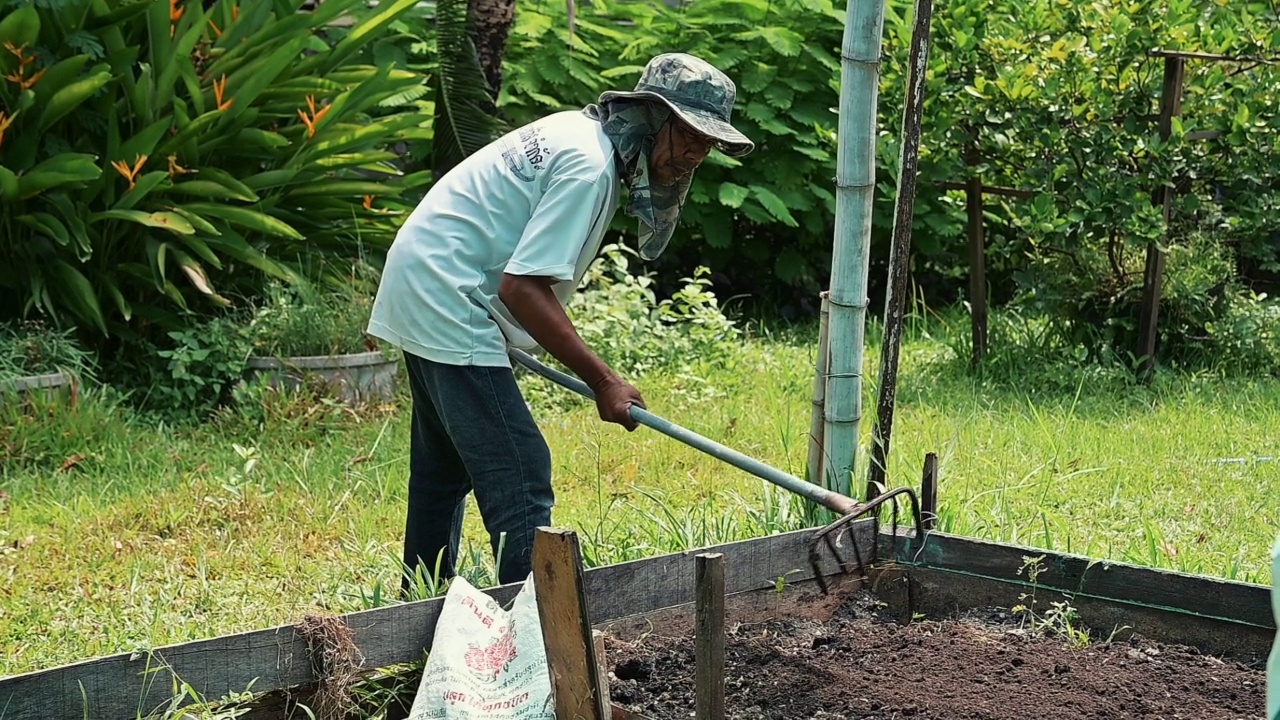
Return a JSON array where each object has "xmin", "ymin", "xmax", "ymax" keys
[{"xmin": 408, "ymin": 575, "xmax": 554, "ymax": 719}]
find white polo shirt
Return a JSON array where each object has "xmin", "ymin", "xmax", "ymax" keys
[{"xmin": 368, "ymin": 111, "xmax": 621, "ymax": 367}]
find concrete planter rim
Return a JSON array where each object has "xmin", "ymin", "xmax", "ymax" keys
[
  {"xmin": 245, "ymin": 350, "xmax": 396, "ymax": 370},
  {"xmin": 3, "ymin": 370, "xmax": 74, "ymax": 393}
]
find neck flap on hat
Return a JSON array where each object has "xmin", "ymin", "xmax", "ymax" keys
[{"xmin": 584, "ymin": 99, "xmax": 694, "ymax": 261}]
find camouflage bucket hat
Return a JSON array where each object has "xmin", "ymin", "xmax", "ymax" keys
[{"xmin": 598, "ymin": 53, "xmax": 754, "ymax": 157}]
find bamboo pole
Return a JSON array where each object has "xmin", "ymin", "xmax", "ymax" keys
[
  {"xmin": 824, "ymin": 0, "xmax": 887, "ymax": 498},
  {"xmin": 866, "ymin": 0, "xmax": 934, "ymax": 501},
  {"xmin": 807, "ymin": 292, "xmax": 831, "ymax": 490}
]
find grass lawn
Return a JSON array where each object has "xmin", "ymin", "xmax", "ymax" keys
[{"xmin": 2, "ymin": 313, "xmax": 1278, "ymax": 678}]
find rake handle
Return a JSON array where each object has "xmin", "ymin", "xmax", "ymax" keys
[{"xmin": 508, "ymin": 348, "xmax": 859, "ymax": 516}]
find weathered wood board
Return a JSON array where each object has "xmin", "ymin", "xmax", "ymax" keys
[
  {"xmin": 0, "ymin": 522, "xmax": 873, "ymax": 720},
  {"xmin": 882, "ymin": 531, "xmax": 1274, "ymax": 657}
]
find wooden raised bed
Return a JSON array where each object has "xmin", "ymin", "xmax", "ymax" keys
[{"xmin": 0, "ymin": 517, "xmax": 1271, "ymax": 719}]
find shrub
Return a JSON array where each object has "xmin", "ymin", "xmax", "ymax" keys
[{"xmin": 563, "ymin": 242, "xmax": 741, "ymax": 381}]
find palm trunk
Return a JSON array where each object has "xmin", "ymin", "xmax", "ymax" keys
[{"xmin": 467, "ymin": 0, "xmax": 516, "ymax": 113}]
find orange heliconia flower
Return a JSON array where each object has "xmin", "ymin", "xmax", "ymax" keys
[
  {"xmin": 297, "ymin": 95, "xmax": 331, "ymax": 139},
  {"xmin": 0, "ymin": 111, "xmax": 15, "ymax": 151},
  {"xmin": 167, "ymin": 154, "xmax": 190, "ymax": 178},
  {"xmin": 3, "ymin": 41, "xmax": 45, "ymax": 90},
  {"xmin": 362, "ymin": 195, "xmax": 375, "ymax": 210},
  {"xmin": 170, "ymin": 0, "xmax": 184, "ymax": 37},
  {"xmin": 213, "ymin": 74, "xmax": 232, "ymax": 112},
  {"xmin": 111, "ymin": 155, "xmax": 148, "ymax": 190}
]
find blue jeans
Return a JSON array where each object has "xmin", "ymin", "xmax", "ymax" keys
[{"xmin": 400, "ymin": 351, "xmax": 554, "ymax": 591}]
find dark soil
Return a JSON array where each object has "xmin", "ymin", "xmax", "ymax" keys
[{"xmin": 605, "ymin": 595, "xmax": 1265, "ymax": 719}]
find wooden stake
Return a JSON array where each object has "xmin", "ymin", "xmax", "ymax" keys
[
  {"xmin": 1136, "ymin": 55, "xmax": 1186, "ymax": 382},
  {"xmin": 867, "ymin": 0, "xmax": 935, "ymax": 501},
  {"xmin": 694, "ymin": 553, "xmax": 726, "ymax": 720},
  {"xmin": 807, "ymin": 292, "xmax": 831, "ymax": 490},
  {"xmin": 921, "ymin": 452, "xmax": 939, "ymax": 531},
  {"xmin": 532, "ymin": 527, "xmax": 608, "ymax": 720},
  {"xmin": 966, "ymin": 174, "xmax": 987, "ymax": 369}
]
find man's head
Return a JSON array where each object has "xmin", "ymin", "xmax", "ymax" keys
[
  {"xmin": 600, "ymin": 53, "xmax": 754, "ymax": 163},
  {"xmin": 590, "ymin": 53, "xmax": 754, "ymax": 260}
]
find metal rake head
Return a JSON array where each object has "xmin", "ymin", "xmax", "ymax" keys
[{"xmin": 807, "ymin": 487, "xmax": 924, "ymax": 595}]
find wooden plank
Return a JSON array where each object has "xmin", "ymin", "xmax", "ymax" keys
[
  {"xmin": 580, "ymin": 519, "xmax": 876, "ymax": 623},
  {"xmin": 0, "ymin": 523, "xmax": 876, "ymax": 720},
  {"xmin": 887, "ymin": 531, "xmax": 1272, "ymax": 629},
  {"xmin": 1136, "ymin": 55, "xmax": 1186, "ymax": 381},
  {"xmin": 533, "ymin": 527, "xmax": 608, "ymax": 720},
  {"xmin": 1148, "ymin": 48, "xmax": 1278, "ymax": 64},
  {"xmin": 694, "ymin": 554, "xmax": 726, "ymax": 720},
  {"xmin": 966, "ymin": 175, "xmax": 987, "ymax": 367},
  {"xmin": 889, "ymin": 565, "xmax": 1274, "ymax": 659}
]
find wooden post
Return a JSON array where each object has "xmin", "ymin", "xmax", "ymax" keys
[
  {"xmin": 532, "ymin": 527, "xmax": 609, "ymax": 720},
  {"xmin": 807, "ymin": 292, "xmax": 831, "ymax": 490},
  {"xmin": 920, "ymin": 452, "xmax": 938, "ymax": 531},
  {"xmin": 694, "ymin": 553, "xmax": 726, "ymax": 720},
  {"xmin": 866, "ymin": 0, "xmax": 935, "ymax": 502},
  {"xmin": 1136, "ymin": 55, "xmax": 1186, "ymax": 381},
  {"xmin": 966, "ymin": 173, "xmax": 987, "ymax": 368}
]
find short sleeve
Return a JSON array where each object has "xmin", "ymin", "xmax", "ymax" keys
[{"xmin": 505, "ymin": 174, "xmax": 607, "ymax": 282}]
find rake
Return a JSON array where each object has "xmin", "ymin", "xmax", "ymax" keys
[{"xmin": 508, "ymin": 347, "xmax": 924, "ymax": 593}]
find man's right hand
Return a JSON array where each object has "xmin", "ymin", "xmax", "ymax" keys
[
  {"xmin": 499, "ymin": 273, "xmax": 649, "ymax": 433},
  {"xmin": 591, "ymin": 374, "xmax": 646, "ymax": 431}
]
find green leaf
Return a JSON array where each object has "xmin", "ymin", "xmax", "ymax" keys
[
  {"xmin": 169, "ymin": 180, "xmax": 259, "ymax": 203},
  {"xmin": 180, "ymin": 202, "xmax": 305, "ymax": 240},
  {"xmin": 774, "ymin": 247, "xmax": 809, "ymax": 283},
  {"xmin": 169, "ymin": 207, "xmax": 223, "ymax": 238},
  {"xmin": 28, "ymin": 55, "xmax": 91, "ymax": 103},
  {"xmin": 17, "ymin": 154, "xmax": 102, "ymax": 199},
  {"xmin": 51, "ymin": 261, "xmax": 106, "ymax": 333},
  {"xmin": 734, "ymin": 27, "xmax": 805, "ymax": 57},
  {"xmin": 719, "ymin": 182, "xmax": 751, "ymax": 208},
  {"xmin": 117, "ymin": 118, "xmax": 174, "ymax": 164},
  {"xmin": 89, "ymin": 209, "xmax": 196, "ymax": 236},
  {"xmin": 0, "ymin": 165, "xmax": 19, "ymax": 201},
  {"xmin": 37, "ymin": 70, "xmax": 113, "ymax": 133},
  {"xmin": 242, "ymin": 169, "xmax": 302, "ymax": 190},
  {"xmin": 286, "ymin": 181, "xmax": 396, "ymax": 197},
  {"xmin": 17, "ymin": 213, "xmax": 71, "ymax": 247},
  {"xmin": 103, "ymin": 278, "xmax": 132, "ymax": 322},
  {"xmin": 45, "ymin": 193, "xmax": 92, "ymax": 258},
  {"xmin": 703, "ymin": 218, "xmax": 733, "ymax": 248},
  {"xmin": 190, "ymin": 168, "xmax": 260, "ymax": 202},
  {"xmin": 114, "ymin": 171, "xmax": 170, "ymax": 211},
  {"xmin": 749, "ymin": 185, "xmax": 798, "ymax": 227},
  {"xmin": 233, "ymin": 128, "xmax": 290, "ymax": 148}
]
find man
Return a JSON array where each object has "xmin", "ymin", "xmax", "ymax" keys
[{"xmin": 367, "ymin": 53, "xmax": 754, "ymax": 592}]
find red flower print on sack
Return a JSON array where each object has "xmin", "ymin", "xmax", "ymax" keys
[{"xmin": 464, "ymin": 625, "xmax": 519, "ymax": 680}]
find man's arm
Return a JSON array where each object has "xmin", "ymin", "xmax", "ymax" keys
[{"xmin": 499, "ymin": 273, "xmax": 646, "ymax": 431}]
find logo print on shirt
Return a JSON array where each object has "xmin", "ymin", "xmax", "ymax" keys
[{"xmin": 501, "ymin": 126, "xmax": 547, "ymax": 183}]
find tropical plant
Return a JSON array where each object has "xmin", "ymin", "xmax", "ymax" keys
[{"xmin": 0, "ymin": 0, "xmax": 433, "ymax": 338}]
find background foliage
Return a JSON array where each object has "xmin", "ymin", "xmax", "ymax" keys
[{"xmin": 495, "ymin": 0, "xmax": 1279, "ymax": 367}]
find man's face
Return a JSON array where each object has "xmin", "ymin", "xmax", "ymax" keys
[{"xmin": 649, "ymin": 117, "xmax": 714, "ymax": 185}]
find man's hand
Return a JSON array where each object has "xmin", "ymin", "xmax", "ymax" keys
[
  {"xmin": 591, "ymin": 374, "xmax": 646, "ymax": 432},
  {"xmin": 499, "ymin": 273, "xmax": 647, "ymax": 431}
]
